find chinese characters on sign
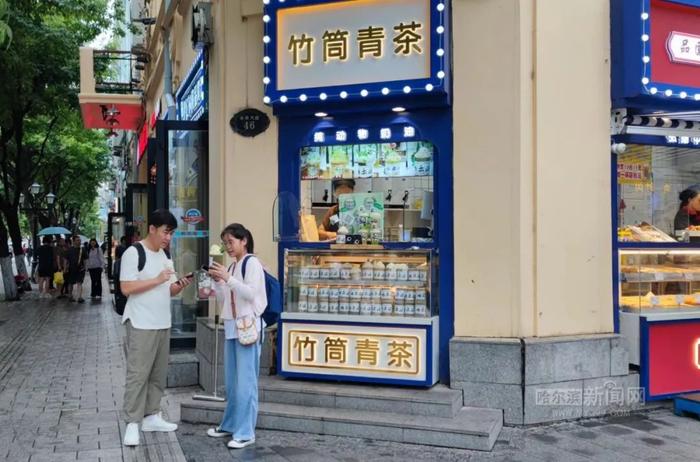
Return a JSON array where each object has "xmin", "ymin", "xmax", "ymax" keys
[
  {"xmin": 275, "ymin": 0, "xmax": 432, "ymax": 91},
  {"xmin": 288, "ymin": 329, "xmax": 421, "ymax": 376},
  {"xmin": 288, "ymin": 21, "xmax": 423, "ymax": 66},
  {"xmin": 667, "ymin": 32, "xmax": 700, "ymax": 66}
]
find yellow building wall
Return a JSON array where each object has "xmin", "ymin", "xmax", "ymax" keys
[
  {"xmin": 453, "ymin": 0, "xmax": 612, "ymax": 337},
  {"xmin": 208, "ymin": 0, "xmax": 279, "ymax": 272}
]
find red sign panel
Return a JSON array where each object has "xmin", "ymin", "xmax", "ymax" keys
[
  {"xmin": 650, "ymin": 0, "xmax": 700, "ymax": 88},
  {"xmin": 647, "ymin": 320, "xmax": 700, "ymax": 396},
  {"xmin": 137, "ymin": 123, "xmax": 149, "ymax": 165}
]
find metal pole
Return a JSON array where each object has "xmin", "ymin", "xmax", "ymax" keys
[{"xmin": 193, "ymin": 315, "xmax": 225, "ymax": 402}]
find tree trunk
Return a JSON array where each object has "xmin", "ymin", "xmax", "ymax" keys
[
  {"xmin": 0, "ymin": 214, "xmax": 18, "ymax": 300},
  {"xmin": 2, "ymin": 206, "xmax": 28, "ymax": 278}
]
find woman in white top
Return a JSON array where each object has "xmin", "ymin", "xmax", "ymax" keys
[{"xmin": 206, "ymin": 223, "xmax": 267, "ymax": 449}]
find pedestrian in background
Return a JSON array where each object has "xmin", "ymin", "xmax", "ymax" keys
[
  {"xmin": 206, "ymin": 223, "xmax": 267, "ymax": 450},
  {"xmin": 66, "ymin": 235, "xmax": 87, "ymax": 302},
  {"xmin": 86, "ymin": 238, "xmax": 106, "ymax": 299},
  {"xmin": 36, "ymin": 236, "xmax": 54, "ymax": 298}
]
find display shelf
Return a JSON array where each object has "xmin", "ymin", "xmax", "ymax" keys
[
  {"xmin": 295, "ymin": 278, "xmax": 428, "ymax": 287},
  {"xmin": 281, "ymin": 312, "xmax": 435, "ymax": 325}
]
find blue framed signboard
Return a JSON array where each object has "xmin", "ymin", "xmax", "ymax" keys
[
  {"xmin": 177, "ymin": 49, "xmax": 208, "ymax": 121},
  {"xmin": 611, "ymin": 0, "xmax": 700, "ymax": 111},
  {"xmin": 262, "ymin": 0, "xmax": 450, "ymax": 106}
]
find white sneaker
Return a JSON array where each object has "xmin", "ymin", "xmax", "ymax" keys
[
  {"xmin": 207, "ymin": 427, "xmax": 231, "ymax": 438},
  {"xmin": 141, "ymin": 412, "xmax": 178, "ymax": 432},
  {"xmin": 227, "ymin": 438, "xmax": 255, "ymax": 449},
  {"xmin": 123, "ymin": 422, "xmax": 140, "ymax": 446}
]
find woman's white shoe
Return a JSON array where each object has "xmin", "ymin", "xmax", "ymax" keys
[
  {"xmin": 227, "ymin": 438, "xmax": 255, "ymax": 449},
  {"xmin": 207, "ymin": 427, "xmax": 231, "ymax": 438}
]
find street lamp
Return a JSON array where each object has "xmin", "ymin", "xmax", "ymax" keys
[{"xmin": 30, "ymin": 182, "xmax": 40, "ymax": 195}]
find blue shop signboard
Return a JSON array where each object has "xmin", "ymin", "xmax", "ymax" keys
[
  {"xmin": 262, "ymin": 0, "xmax": 450, "ymax": 106},
  {"xmin": 612, "ymin": 0, "xmax": 700, "ymax": 111},
  {"xmin": 177, "ymin": 49, "xmax": 208, "ymax": 121}
]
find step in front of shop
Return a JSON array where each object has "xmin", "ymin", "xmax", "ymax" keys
[
  {"xmin": 181, "ymin": 398, "xmax": 502, "ymax": 451},
  {"xmin": 259, "ymin": 375, "xmax": 462, "ymax": 418}
]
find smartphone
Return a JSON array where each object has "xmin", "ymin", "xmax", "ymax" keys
[
  {"xmin": 200, "ymin": 265, "xmax": 210, "ymax": 272},
  {"xmin": 176, "ymin": 272, "xmax": 194, "ymax": 285}
]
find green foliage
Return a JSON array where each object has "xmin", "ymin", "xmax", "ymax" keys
[
  {"xmin": 0, "ymin": 0, "xmax": 125, "ymax": 247},
  {"xmin": 0, "ymin": 0, "xmax": 11, "ymax": 49}
]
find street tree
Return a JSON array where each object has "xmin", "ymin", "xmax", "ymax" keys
[{"xmin": 0, "ymin": 0, "xmax": 122, "ymax": 296}]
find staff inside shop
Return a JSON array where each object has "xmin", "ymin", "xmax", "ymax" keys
[
  {"xmin": 674, "ymin": 188, "xmax": 700, "ymax": 231},
  {"xmin": 318, "ymin": 179, "xmax": 355, "ymax": 241}
]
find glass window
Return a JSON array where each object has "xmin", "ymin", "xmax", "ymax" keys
[
  {"xmin": 168, "ymin": 129, "xmax": 208, "ymax": 340},
  {"xmin": 617, "ymin": 144, "xmax": 700, "ymax": 242},
  {"xmin": 299, "ymin": 141, "xmax": 435, "ymax": 243}
]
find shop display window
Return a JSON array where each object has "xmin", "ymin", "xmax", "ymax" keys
[
  {"xmin": 299, "ymin": 141, "xmax": 435, "ymax": 243},
  {"xmin": 619, "ymin": 249, "xmax": 700, "ymax": 312},
  {"xmin": 284, "ymin": 248, "xmax": 437, "ymax": 319},
  {"xmin": 617, "ymin": 144, "xmax": 700, "ymax": 242}
]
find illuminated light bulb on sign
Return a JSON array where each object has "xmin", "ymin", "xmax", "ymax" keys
[
  {"xmin": 695, "ymin": 94, "xmax": 700, "ymax": 101},
  {"xmin": 680, "ymin": 92, "xmax": 687, "ymax": 99},
  {"xmin": 263, "ymin": 0, "xmax": 270, "ymax": 4},
  {"xmin": 340, "ymin": 91, "xmax": 348, "ymax": 99},
  {"xmin": 280, "ymin": 95, "xmax": 288, "ymax": 103},
  {"xmin": 299, "ymin": 94, "xmax": 307, "ymax": 102},
  {"xmin": 650, "ymin": 87, "xmax": 658, "ymax": 94},
  {"xmin": 361, "ymin": 89, "xmax": 369, "ymax": 97},
  {"xmin": 641, "ymin": 12, "xmax": 649, "ymax": 20},
  {"xmin": 425, "ymin": 83, "xmax": 434, "ymax": 92},
  {"xmin": 357, "ymin": 129, "xmax": 369, "ymax": 140},
  {"xmin": 437, "ymin": 3, "xmax": 445, "ymax": 11},
  {"xmin": 380, "ymin": 128, "xmax": 392, "ymax": 140},
  {"xmin": 263, "ymin": 76, "xmax": 270, "ymax": 84},
  {"xmin": 319, "ymin": 93, "xmax": 327, "ymax": 100},
  {"xmin": 436, "ymin": 26, "xmax": 444, "ymax": 34},
  {"xmin": 642, "ymin": 56, "xmax": 650, "ymax": 63},
  {"xmin": 263, "ymin": 56, "xmax": 271, "ymax": 64},
  {"xmin": 263, "ymin": 96, "xmax": 271, "ymax": 104},
  {"xmin": 403, "ymin": 86, "xmax": 411, "ymax": 94},
  {"xmin": 436, "ymin": 48, "xmax": 445, "ymax": 57},
  {"xmin": 314, "ymin": 132, "xmax": 325, "ymax": 143},
  {"xmin": 336, "ymin": 130, "xmax": 347, "ymax": 142},
  {"xmin": 665, "ymin": 89, "xmax": 673, "ymax": 97},
  {"xmin": 403, "ymin": 126, "xmax": 415, "ymax": 138},
  {"xmin": 642, "ymin": 77, "xmax": 649, "ymax": 85},
  {"xmin": 263, "ymin": 15, "xmax": 270, "ymax": 23},
  {"xmin": 381, "ymin": 87, "xmax": 390, "ymax": 95},
  {"xmin": 263, "ymin": 36, "xmax": 270, "ymax": 44},
  {"xmin": 695, "ymin": 339, "xmax": 700, "ymax": 369},
  {"xmin": 437, "ymin": 70, "xmax": 445, "ymax": 79},
  {"xmin": 641, "ymin": 34, "xmax": 649, "ymax": 42}
]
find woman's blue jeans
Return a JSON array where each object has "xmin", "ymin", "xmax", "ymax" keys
[{"xmin": 219, "ymin": 337, "xmax": 261, "ymax": 440}]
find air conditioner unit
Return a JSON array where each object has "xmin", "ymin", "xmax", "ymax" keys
[{"xmin": 192, "ymin": 2, "xmax": 213, "ymax": 48}]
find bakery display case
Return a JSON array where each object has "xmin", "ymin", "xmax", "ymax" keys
[
  {"xmin": 283, "ymin": 248, "xmax": 435, "ymax": 319},
  {"xmin": 619, "ymin": 249, "xmax": 700, "ymax": 312}
]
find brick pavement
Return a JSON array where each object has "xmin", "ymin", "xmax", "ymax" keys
[{"xmin": 0, "ymin": 284, "xmax": 186, "ymax": 462}]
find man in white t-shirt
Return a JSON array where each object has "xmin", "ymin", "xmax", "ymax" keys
[{"xmin": 120, "ymin": 209, "xmax": 193, "ymax": 447}]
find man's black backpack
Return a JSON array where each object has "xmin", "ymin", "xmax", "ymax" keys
[{"xmin": 113, "ymin": 243, "xmax": 170, "ymax": 316}]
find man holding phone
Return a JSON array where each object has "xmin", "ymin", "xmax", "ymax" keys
[{"xmin": 119, "ymin": 209, "xmax": 193, "ymax": 447}]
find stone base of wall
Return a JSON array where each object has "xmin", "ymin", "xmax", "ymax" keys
[
  {"xmin": 195, "ymin": 317, "xmax": 277, "ymax": 394},
  {"xmin": 450, "ymin": 335, "xmax": 641, "ymax": 425}
]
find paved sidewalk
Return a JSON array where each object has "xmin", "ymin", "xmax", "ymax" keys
[
  {"xmin": 2, "ymin": 285, "xmax": 700, "ymax": 461},
  {"xmin": 0, "ymin": 286, "xmax": 186, "ymax": 462}
]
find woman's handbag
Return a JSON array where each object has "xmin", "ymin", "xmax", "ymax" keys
[
  {"xmin": 236, "ymin": 316, "xmax": 259, "ymax": 345},
  {"xmin": 53, "ymin": 271, "xmax": 64, "ymax": 285}
]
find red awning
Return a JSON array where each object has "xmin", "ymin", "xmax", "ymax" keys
[{"xmin": 78, "ymin": 94, "xmax": 144, "ymax": 131}]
